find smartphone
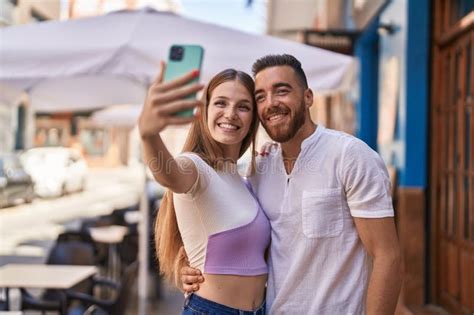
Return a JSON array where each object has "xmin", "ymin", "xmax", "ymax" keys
[{"xmin": 163, "ymin": 44, "xmax": 204, "ymax": 117}]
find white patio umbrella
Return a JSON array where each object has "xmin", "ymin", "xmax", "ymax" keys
[
  {"xmin": 0, "ymin": 7, "xmax": 353, "ymax": 112},
  {"xmin": 91, "ymin": 104, "xmax": 142, "ymax": 128}
]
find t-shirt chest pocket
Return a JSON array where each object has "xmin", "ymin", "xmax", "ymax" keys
[{"xmin": 301, "ymin": 188, "xmax": 344, "ymax": 238}]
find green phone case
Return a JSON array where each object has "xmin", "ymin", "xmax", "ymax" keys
[{"xmin": 163, "ymin": 45, "xmax": 204, "ymax": 117}]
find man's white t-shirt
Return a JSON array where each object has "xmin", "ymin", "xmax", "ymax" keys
[{"xmin": 249, "ymin": 125, "xmax": 394, "ymax": 314}]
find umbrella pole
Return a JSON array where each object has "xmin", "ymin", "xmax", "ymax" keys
[{"xmin": 138, "ymin": 162, "xmax": 149, "ymax": 315}]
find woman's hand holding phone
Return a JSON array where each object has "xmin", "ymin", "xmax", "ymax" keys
[{"xmin": 138, "ymin": 62, "xmax": 204, "ymax": 139}]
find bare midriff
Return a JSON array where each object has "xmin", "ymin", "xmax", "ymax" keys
[{"xmin": 195, "ymin": 273, "xmax": 267, "ymax": 311}]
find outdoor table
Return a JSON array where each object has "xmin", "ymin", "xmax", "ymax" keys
[
  {"xmin": 89, "ymin": 225, "xmax": 128, "ymax": 281},
  {"xmin": 0, "ymin": 264, "xmax": 97, "ymax": 313},
  {"xmin": 124, "ymin": 210, "xmax": 141, "ymax": 224}
]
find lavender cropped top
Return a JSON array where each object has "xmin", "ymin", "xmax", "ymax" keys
[{"xmin": 173, "ymin": 153, "xmax": 271, "ymax": 276}]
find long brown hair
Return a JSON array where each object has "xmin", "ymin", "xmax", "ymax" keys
[{"xmin": 155, "ymin": 69, "xmax": 259, "ymax": 287}]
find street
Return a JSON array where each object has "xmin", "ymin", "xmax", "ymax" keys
[{"xmin": 0, "ymin": 166, "xmax": 144, "ymax": 258}]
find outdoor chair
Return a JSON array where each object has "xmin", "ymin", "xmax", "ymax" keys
[
  {"xmin": 80, "ymin": 209, "xmax": 139, "ymax": 275},
  {"xmin": 57, "ymin": 230, "xmax": 108, "ymax": 268},
  {"xmin": 111, "ymin": 206, "xmax": 140, "ymax": 269},
  {"xmin": 110, "ymin": 204, "xmax": 139, "ymax": 226},
  {"xmin": 117, "ymin": 233, "xmax": 138, "ymax": 268},
  {"xmin": 0, "ymin": 293, "xmax": 8, "ymax": 311},
  {"xmin": 67, "ymin": 261, "xmax": 139, "ymax": 315},
  {"xmin": 20, "ymin": 241, "xmax": 96, "ymax": 315},
  {"xmin": 80, "ymin": 216, "xmax": 115, "ymax": 233}
]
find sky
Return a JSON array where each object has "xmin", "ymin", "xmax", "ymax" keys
[
  {"xmin": 179, "ymin": 0, "xmax": 267, "ymax": 34},
  {"xmin": 63, "ymin": 0, "xmax": 267, "ymax": 34}
]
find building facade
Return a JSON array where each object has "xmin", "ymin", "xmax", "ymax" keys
[{"xmin": 0, "ymin": 0, "xmax": 60, "ymax": 154}]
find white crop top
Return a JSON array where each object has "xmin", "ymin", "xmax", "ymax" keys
[{"xmin": 172, "ymin": 152, "xmax": 269, "ymax": 275}]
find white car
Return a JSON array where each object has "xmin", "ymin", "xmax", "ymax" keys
[{"xmin": 21, "ymin": 147, "xmax": 88, "ymax": 198}]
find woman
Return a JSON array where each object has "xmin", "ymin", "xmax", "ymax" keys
[{"xmin": 138, "ymin": 64, "xmax": 270, "ymax": 314}]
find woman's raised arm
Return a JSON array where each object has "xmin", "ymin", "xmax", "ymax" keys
[{"xmin": 138, "ymin": 62, "xmax": 204, "ymax": 193}]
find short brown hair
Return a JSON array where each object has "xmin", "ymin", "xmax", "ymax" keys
[{"xmin": 252, "ymin": 54, "xmax": 308, "ymax": 88}]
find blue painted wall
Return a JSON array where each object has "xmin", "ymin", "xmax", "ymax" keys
[
  {"xmin": 357, "ymin": 0, "xmax": 430, "ymax": 188},
  {"xmin": 355, "ymin": 20, "xmax": 379, "ymax": 150},
  {"xmin": 402, "ymin": 0, "xmax": 430, "ymax": 187}
]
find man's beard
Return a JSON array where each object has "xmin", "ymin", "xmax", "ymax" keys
[{"xmin": 261, "ymin": 101, "xmax": 306, "ymax": 143}]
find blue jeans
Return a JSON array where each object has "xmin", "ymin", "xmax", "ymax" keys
[{"xmin": 182, "ymin": 293, "xmax": 266, "ymax": 315}]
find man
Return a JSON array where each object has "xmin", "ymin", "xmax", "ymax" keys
[{"xmin": 182, "ymin": 54, "xmax": 402, "ymax": 314}]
